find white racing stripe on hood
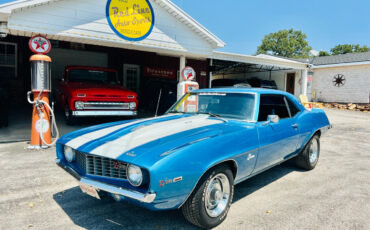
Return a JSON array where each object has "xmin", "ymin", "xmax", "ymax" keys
[
  {"xmin": 90, "ymin": 115, "xmax": 223, "ymax": 158},
  {"xmin": 65, "ymin": 114, "xmax": 176, "ymax": 149}
]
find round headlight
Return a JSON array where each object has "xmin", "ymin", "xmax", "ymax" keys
[
  {"xmin": 127, "ymin": 164, "xmax": 142, "ymax": 186},
  {"xmin": 64, "ymin": 145, "xmax": 75, "ymax": 162},
  {"xmin": 129, "ymin": 102, "xmax": 136, "ymax": 110},
  {"xmin": 75, "ymin": 101, "xmax": 84, "ymax": 110}
]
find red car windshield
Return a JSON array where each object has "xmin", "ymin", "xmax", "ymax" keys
[{"xmin": 68, "ymin": 69, "xmax": 118, "ymax": 84}]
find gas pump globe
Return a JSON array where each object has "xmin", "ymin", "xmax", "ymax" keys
[{"xmin": 30, "ymin": 55, "xmax": 51, "ymax": 92}]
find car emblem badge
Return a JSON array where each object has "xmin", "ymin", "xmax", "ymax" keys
[
  {"xmin": 160, "ymin": 176, "xmax": 182, "ymax": 187},
  {"xmin": 247, "ymin": 153, "xmax": 255, "ymax": 161},
  {"xmin": 113, "ymin": 162, "xmax": 127, "ymax": 170}
]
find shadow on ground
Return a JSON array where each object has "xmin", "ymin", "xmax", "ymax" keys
[{"xmin": 53, "ymin": 163, "xmax": 300, "ymax": 229}]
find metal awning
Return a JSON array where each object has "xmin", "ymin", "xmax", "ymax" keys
[{"xmin": 211, "ymin": 51, "xmax": 309, "ymax": 71}]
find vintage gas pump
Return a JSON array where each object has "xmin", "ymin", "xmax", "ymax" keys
[
  {"xmin": 177, "ymin": 66, "xmax": 199, "ymax": 112},
  {"xmin": 27, "ymin": 35, "xmax": 58, "ymax": 149}
]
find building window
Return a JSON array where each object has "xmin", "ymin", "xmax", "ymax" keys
[{"xmin": 0, "ymin": 42, "xmax": 17, "ymax": 79}]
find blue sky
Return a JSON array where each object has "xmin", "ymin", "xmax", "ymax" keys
[
  {"xmin": 172, "ymin": 0, "xmax": 370, "ymax": 54},
  {"xmin": 1, "ymin": 0, "xmax": 369, "ymax": 55}
]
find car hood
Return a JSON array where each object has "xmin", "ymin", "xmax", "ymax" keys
[
  {"xmin": 67, "ymin": 82, "xmax": 135, "ymax": 97},
  {"xmin": 60, "ymin": 114, "xmax": 246, "ymax": 164}
]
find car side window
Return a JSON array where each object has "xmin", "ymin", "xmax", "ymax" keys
[
  {"xmin": 285, "ymin": 96, "xmax": 300, "ymax": 117},
  {"xmin": 258, "ymin": 94, "xmax": 290, "ymax": 121}
]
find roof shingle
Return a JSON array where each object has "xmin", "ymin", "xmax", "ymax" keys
[{"xmin": 297, "ymin": 51, "xmax": 370, "ymax": 66}]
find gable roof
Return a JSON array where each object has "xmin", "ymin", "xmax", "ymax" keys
[
  {"xmin": 0, "ymin": 0, "xmax": 225, "ymax": 49},
  {"xmin": 298, "ymin": 51, "xmax": 370, "ymax": 66}
]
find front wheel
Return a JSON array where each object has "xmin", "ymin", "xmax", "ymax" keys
[
  {"xmin": 181, "ymin": 165, "xmax": 234, "ymax": 229},
  {"xmin": 295, "ymin": 134, "xmax": 320, "ymax": 170}
]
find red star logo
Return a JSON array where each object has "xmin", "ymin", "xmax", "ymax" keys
[{"xmin": 33, "ymin": 38, "xmax": 47, "ymax": 50}]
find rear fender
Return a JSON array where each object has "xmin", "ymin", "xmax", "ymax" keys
[{"xmin": 297, "ymin": 108, "xmax": 330, "ymax": 150}]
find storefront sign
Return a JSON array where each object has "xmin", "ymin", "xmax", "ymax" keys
[
  {"xmin": 144, "ymin": 67, "xmax": 175, "ymax": 79},
  {"xmin": 106, "ymin": 0, "xmax": 155, "ymax": 41},
  {"xmin": 181, "ymin": 66, "xmax": 196, "ymax": 81},
  {"xmin": 28, "ymin": 35, "xmax": 51, "ymax": 54}
]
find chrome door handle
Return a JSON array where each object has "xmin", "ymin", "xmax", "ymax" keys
[{"xmin": 291, "ymin": 124, "xmax": 299, "ymax": 129}]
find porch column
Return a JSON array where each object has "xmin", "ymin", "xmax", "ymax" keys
[
  {"xmin": 301, "ymin": 69, "xmax": 308, "ymax": 96},
  {"xmin": 179, "ymin": 56, "xmax": 186, "ymax": 82},
  {"xmin": 209, "ymin": 58, "xmax": 213, "ymax": 88}
]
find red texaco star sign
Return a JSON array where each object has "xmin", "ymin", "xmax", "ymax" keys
[
  {"xmin": 29, "ymin": 35, "xmax": 51, "ymax": 54},
  {"xmin": 181, "ymin": 66, "xmax": 196, "ymax": 81}
]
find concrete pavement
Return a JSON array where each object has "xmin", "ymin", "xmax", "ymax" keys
[{"xmin": 0, "ymin": 108, "xmax": 369, "ymax": 230}]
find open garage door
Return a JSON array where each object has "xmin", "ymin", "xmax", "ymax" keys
[{"xmin": 49, "ymin": 48, "xmax": 108, "ymax": 81}]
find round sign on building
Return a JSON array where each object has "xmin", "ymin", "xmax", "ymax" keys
[{"xmin": 106, "ymin": 0, "xmax": 155, "ymax": 41}]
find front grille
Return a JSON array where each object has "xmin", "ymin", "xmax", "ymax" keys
[
  {"xmin": 75, "ymin": 151, "xmax": 128, "ymax": 180},
  {"xmin": 83, "ymin": 102, "xmax": 130, "ymax": 110}
]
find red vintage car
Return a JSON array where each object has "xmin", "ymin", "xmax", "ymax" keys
[{"xmin": 56, "ymin": 66, "xmax": 138, "ymax": 124}]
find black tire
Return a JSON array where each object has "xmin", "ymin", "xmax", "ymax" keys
[
  {"xmin": 64, "ymin": 103, "xmax": 76, "ymax": 125},
  {"xmin": 295, "ymin": 134, "xmax": 320, "ymax": 170},
  {"xmin": 181, "ymin": 165, "xmax": 234, "ymax": 229}
]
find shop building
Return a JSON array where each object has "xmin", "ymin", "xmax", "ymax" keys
[
  {"xmin": 299, "ymin": 52, "xmax": 370, "ymax": 103},
  {"xmin": 0, "ymin": 0, "xmax": 310, "ymax": 141}
]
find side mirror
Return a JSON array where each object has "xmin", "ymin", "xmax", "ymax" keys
[
  {"xmin": 267, "ymin": 114, "xmax": 279, "ymax": 123},
  {"xmin": 263, "ymin": 114, "xmax": 280, "ymax": 126}
]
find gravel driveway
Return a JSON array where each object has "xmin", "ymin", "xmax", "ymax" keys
[{"xmin": 0, "ymin": 108, "xmax": 369, "ymax": 230}]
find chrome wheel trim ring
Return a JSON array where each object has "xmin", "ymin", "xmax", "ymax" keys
[
  {"xmin": 309, "ymin": 138, "xmax": 319, "ymax": 164},
  {"xmin": 204, "ymin": 173, "xmax": 230, "ymax": 218}
]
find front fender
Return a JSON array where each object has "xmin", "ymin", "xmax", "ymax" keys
[{"xmin": 147, "ymin": 125, "xmax": 259, "ymax": 209}]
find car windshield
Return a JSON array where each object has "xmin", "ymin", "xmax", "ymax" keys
[
  {"xmin": 167, "ymin": 92, "xmax": 255, "ymax": 121},
  {"xmin": 68, "ymin": 69, "xmax": 118, "ymax": 84}
]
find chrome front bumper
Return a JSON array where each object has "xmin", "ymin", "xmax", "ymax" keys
[
  {"xmin": 56, "ymin": 159, "xmax": 156, "ymax": 203},
  {"xmin": 72, "ymin": 110, "xmax": 137, "ymax": 116}
]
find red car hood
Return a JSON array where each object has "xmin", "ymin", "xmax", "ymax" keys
[{"xmin": 67, "ymin": 82, "xmax": 136, "ymax": 97}]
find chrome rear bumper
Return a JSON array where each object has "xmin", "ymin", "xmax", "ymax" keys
[
  {"xmin": 72, "ymin": 110, "xmax": 137, "ymax": 116},
  {"xmin": 56, "ymin": 159, "xmax": 156, "ymax": 203}
]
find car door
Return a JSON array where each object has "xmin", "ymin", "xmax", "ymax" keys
[{"xmin": 253, "ymin": 94, "xmax": 300, "ymax": 173}]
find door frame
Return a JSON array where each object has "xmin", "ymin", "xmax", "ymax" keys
[
  {"xmin": 123, "ymin": 64, "xmax": 141, "ymax": 93},
  {"xmin": 286, "ymin": 72, "xmax": 296, "ymax": 95}
]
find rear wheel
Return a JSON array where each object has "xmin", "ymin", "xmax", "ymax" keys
[
  {"xmin": 181, "ymin": 165, "xmax": 234, "ymax": 229},
  {"xmin": 295, "ymin": 135, "xmax": 320, "ymax": 170}
]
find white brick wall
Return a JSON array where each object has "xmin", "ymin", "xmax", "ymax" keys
[{"xmin": 312, "ymin": 64, "xmax": 370, "ymax": 103}]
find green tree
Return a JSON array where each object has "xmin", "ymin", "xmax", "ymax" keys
[
  {"xmin": 319, "ymin": 51, "xmax": 330, "ymax": 56},
  {"xmin": 257, "ymin": 29, "xmax": 312, "ymax": 58},
  {"xmin": 330, "ymin": 44, "xmax": 369, "ymax": 55}
]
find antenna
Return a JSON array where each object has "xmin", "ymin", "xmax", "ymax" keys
[{"xmin": 155, "ymin": 88, "xmax": 162, "ymax": 117}]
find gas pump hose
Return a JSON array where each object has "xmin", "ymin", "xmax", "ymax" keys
[{"xmin": 27, "ymin": 90, "xmax": 60, "ymax": 146}]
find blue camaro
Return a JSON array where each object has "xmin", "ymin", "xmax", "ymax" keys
[{"xmin": 56, "ymin": 88, "xmax": 331, "ymax": 228}]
